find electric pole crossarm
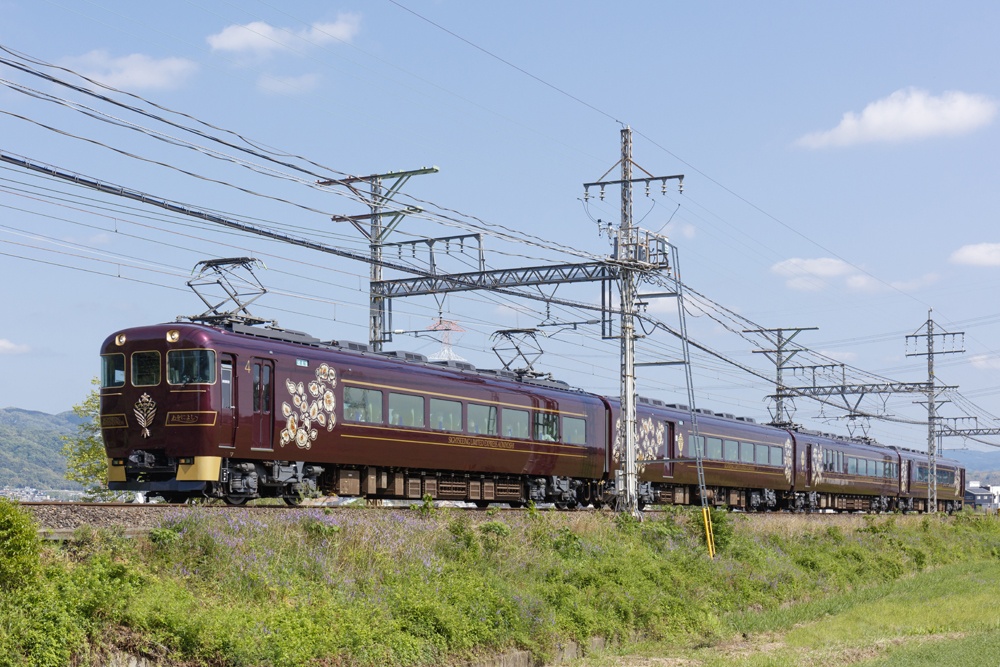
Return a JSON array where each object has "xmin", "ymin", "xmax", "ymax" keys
[
  {"xmin": 784, "ymin": 383, "xmax": 937, "ymax": 397},
  {"xmin": 374, "ymin": 262, "xmax": 617, "ymax": 297}
]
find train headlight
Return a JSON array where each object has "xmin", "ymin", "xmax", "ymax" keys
[
  {"xmin": 178, "ymin": 457, "xmax": 195, "ymax": 465},
  {"xmin": 166, "ymin": 330, "xmax": 180, "ymax": 343},
  {"xmin": 115, "ymin": 334, "xmax": 127, "ymax": 346}
]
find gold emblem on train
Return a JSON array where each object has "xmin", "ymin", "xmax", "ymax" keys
[{"xmin": 134, "ymin": 393, "xmax": 157, "ymax": 438}]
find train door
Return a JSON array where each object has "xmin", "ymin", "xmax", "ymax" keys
[
  {"xmin": 250, "ymin": 358, "xmax": 274, "ymax": 450},
  {"xmin": 662, "ymin": 421, "xmax": 675, "ymax": 478},
  {"xmin": 806, "ymin": 444, "xmax": 813, "ymax": 489},
  {"xmin": 218, "ymin": 355, "xmax": 237, "ymax": 449}
]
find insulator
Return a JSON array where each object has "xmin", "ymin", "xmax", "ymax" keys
[
  {"xmin": 661, "ymin": 180, "xmax": 667, "ymax": 195},
  {"xmin": 583, "ymin": 188, "xmax": 590, "ymax": 201},
  {"xmin": 645, "ymin": 182, "xmax": 650, "ymax": 196},
  {"xmin": 599, "ymin": 187, "xmax": 605, "ymax": 201}
]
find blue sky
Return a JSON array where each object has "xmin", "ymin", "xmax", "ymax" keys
[{"xmin": 2, "ymin": 1, "xmax": 999, "ymax": 453}]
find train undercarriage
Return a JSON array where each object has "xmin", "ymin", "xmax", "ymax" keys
[{"xmin": 113, "ymin": 450, "xmax": 961, "ymax": 513}]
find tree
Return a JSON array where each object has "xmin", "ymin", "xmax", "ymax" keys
[{"xmin": 60, "ymin": 378, "xmax": 130, "ymax": 501}]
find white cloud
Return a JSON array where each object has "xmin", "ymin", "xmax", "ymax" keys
[
  {"xmin": 0, "ymin": 339, "xmax": 29, "ymax": 354},
  {"xmin": 970, "ymin": 354, "xmax": 1000, "ymax": 371},
  {"xmin": 660, "ymin": 221, "xmax": 696, "ymax": 240},
  {"xmin": 207, "ymin": 14, "xmax": 361, "ymax": 56},
  {"xmin": 257, "ymin": 73, "xmax": 321, "ymax": 95},
  {"xmin": 796, "ymin": 88, "xmax": 997, "ymax": 148},
  {"xmin": 62, "ymin": 50, "xmax": 197, "ymax": 90},
  {"xmin": 771, "ymin": 258, "xmax": 935, "ymax": 293},
  {"xmin": 771, "ymin": 257, "xmax": 854, "ymax": 291},
  {"xmin": 950, "ymin": 243, "xmax": 1000, "ymax": 266}
]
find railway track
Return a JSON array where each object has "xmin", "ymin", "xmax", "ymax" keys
[{"xmin": 19, "ymin": 500, "xmax": 924, "ymax": 541}]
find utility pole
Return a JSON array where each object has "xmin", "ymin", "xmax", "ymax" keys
[
  {"xmin": 320, "ymin": 167, "xmax": 438, "ymax": 352},
  {"xmin": 745, "ymin": 327, "xmax": 817, "ymax": 425},
  {"xmin": 583, "ymin": 127, "xmax": 683, "ymax": 517},
  {"xmin": 906, "ymin": 310, "xmax": 964, "ymax": 512}
]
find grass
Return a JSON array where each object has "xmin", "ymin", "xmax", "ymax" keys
[{"xmin": 1, "ymin": 502, "xmax": 999, "ymax": 667}]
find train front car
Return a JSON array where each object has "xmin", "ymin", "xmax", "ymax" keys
[
  {"xmin": 101, "ymin": 323, "xmax": 226, "ymax": 502},
  {"xmin": 100, "ymin": 320, "xmax": 611, "ymax": 506},
  {"xmin": 895, "ymin": 448, "xmax": 965, "ymax": 513}
]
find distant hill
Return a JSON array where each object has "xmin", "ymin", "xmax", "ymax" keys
[
  {"xmin": 0, "ymin": 407, "xmax": 84, "ymax": 490},
  {"xmin": 939, "ymin": 449, "xmax": 1000, "ymax": 486}
]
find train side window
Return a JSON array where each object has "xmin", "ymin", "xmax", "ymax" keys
[
  {"xmin": 875, "ymin": 461, "xmax": 884, "ymax": 478},
  {"xmin": 848, "ymin": 457, "xmax": 858, "ymax": 475},
  {"xmin": 938, "ymin": 469, "xmax": 955, "ymax": 485},
  {"xmin": 101, "ymin": 353, "xmax": 125, "ymax": 388},
  {"xmin": 467, "ymin": 403, "xmax": 497, "ymax": 436},
  {"xmin": 388, "ymin": 393, "xmax": 424, "ymax": 428},
  {"xmin": 838, "ymin": 451, "xmax": 844, "ymax": 472},
  {"xmin": 770, "ymin": 445, "xmax": 784, "ymax": 467},
  {"xmin": 706, "ymin": 437, "xmax": 723, "ymax": 460},
  {"xmin": 562, "ymin": 416, "xmax": 586, "ymax": 444},
  {"xmin": 738, "ymin": 441, "xmax": 754, "ymax": 463},
  {"xmin": 343, "ymin": 387, "xmax": 383, "ymax": 423},
  {"xmin": 221, "ymin": 360, "xmax": 233, "ymax": 408},
  {"xmin": 131, "ymin": 351, "xmax": 160, "ymax": 387},
  {"xmin": 167, "ymin": 349, "xmax": 216, "ymax": 384},
  {"xmin": 430, "ymin": 398, "xmax": 462, "ymax": 432},
  {"xmin": 261, "ymin": 364, "xmax": 271, "ymax": 413},
  {"xmin": 534, "ymin": 412, "xmax": 559, "ymax": 442},
  {"xmin": 755, "ymin": 443, "xmax": 770, "ymax": 466},
  {"xmin": 501, "ymin": 408, "xmax": 529, "ymax": 439},
  {"xmin": 723, "ymin": 439, "xmax": 739, "ymax": 462}
]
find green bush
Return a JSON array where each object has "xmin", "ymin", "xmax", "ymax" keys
[{"xmin": 0, "ymin": 498, "xmax": 40, "ymax": 591}]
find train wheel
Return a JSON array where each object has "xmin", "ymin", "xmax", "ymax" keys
[
  {"xmin": 474, "ymin": 501, "xmax": 491, "ymax": 509},
  {"xmin": 283, "ymin": 495, "xmax": 303, "ymax": 506},
  {"xmin": 224, "ymin": 495, "xmax": 248, "ymax": 506}
]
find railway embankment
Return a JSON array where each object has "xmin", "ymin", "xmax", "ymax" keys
[{"xmin": 3, "ymin": 499, "xmax": 1000, "ymax": 667}]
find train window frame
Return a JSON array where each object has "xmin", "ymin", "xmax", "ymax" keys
[
  {"xmin": 706, "ymin": 437, "xmax": 723, "ymax": 460},
  {"xmin": 221, "ymin": 359, "xmax": 233, "ymax": 409},
  {"xmin": 501, "ymin": 408, "xmax": 529, "ymax": 440},
  {"xmin": 467, "ymin": 403, "xmax": 498, "ymax": 436},
  {"xmin": 429, "ymin": 398, "xmax": 462, "ymax": 432},
  {"xmin": 343, "ymin": 386, "xmax": 383, "ymax": 424},
  {"xmin": 875, "ymin": 461, "xmax": 884, "ymax": 478},
  {"xmin": 533, "ymin": 411, "xmax": 559, "ymax": 442},
  {"xmin": 723, "ymin": 439, "xmax": 739, "ymax": 462},
  {"xmin": 770, "ymin": 445, "xmax": 784, "ymax": 467},
  {"xmin": 131, "ymin": 351, "xmax": 160, "ymax": 387},
  {"xmin": 101, "ymin": 353, "xmax": 125, "ymax": 388},
  {"xmin": 738, "ymin": 441, "xmax": 754, "ymax": 464},
  {"xmin": 755, "ymin": 443, "xmax": 770, "ymax": 466},
  {"xmin": 848, "ymin": 457, "xmax": 858, "ymax": 475},
  {"xmin": 388, "ymin": 392, "xmax": 424, "ymax": 428},
  {"xmin": 166, "ymin": 349, "xmax": 217, "ymax": 385},
  {"xmin": 562, "ymin": 416, "xmax": 586, "ymax": 444}
]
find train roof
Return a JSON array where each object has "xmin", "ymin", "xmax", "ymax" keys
[{"xmin": 113, "ymin": 320, "xmax": 593, "ymax": 397}]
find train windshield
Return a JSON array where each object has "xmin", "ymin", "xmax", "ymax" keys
[
  {"xmin": 101, "ymin": 353, "xmax": 125, "ymax": 388},
  {"xmin": 167, "ymin": 349, "xmax": 217, "ymax": 385}
]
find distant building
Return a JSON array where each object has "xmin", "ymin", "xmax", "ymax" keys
[{"xmin": 965, "ymin": 483, "xmax": 997, "ymax": 512}]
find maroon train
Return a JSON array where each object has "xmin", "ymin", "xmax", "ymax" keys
[{"xmin": 100, "ymin": 321, "xmax": 964, "ymax": 512}]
